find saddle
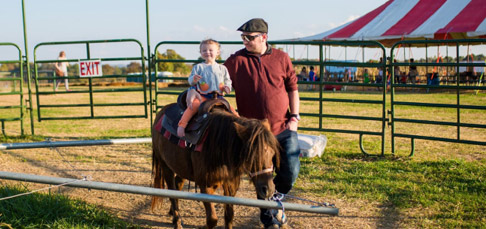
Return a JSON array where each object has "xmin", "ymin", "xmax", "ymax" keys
[{"xmin": 162, "ymin": 90, "xmax": 231, "ymax": 145}]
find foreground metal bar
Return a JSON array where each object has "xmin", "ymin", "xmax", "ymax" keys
[
  {"xmin": 0, "ymin": 171, "xmax": 339, "ymax": 215},
  {"xmin": 0, "ymin": 138, "xmax": 152, "ymax": 150}
]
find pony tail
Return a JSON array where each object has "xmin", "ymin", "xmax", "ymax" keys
[{"xmin": 151, "ymin": 148, "xmax": 166, "ymax": 210}]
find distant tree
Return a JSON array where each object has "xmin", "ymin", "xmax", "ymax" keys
[
  {"xmin": 113, "ymin": 66, "xmax": 123, "ymax": 75},
  {"xmin": 37, "ymin": 63, "xmax": 55, "ymax": 71},
  {"xmin": 102, "ymin": 64, "xmax": 115, "ymax": 75},
  {"xmin": 68, "ymin": 64, "xmax": 78, "ymax": 76},
  {"xmin": 126, "ymin": 62, "xmax": 142, "ymax": 73},
  {"xmin": 0, "ymin": 63, "xmax": 19, "ymax": 72},
  {"xmin": 156, "ymin": 49, "xmax": 191, "ymax": 75},
  {"xmin": 0, "ymin": 64, "xmax": 8, "ymax": 71},
  {"xmin": 443, "ymin": 56, "xmax": 454, "ymax": 63}
]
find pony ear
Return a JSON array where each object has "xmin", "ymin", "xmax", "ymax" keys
[
  {"xmin": 262, "ymin": 119, "xmax": 271, "ymax": 131},
  {"xmin": 233, "ymin": 122, "xmax": 248, "ymax": 139}
]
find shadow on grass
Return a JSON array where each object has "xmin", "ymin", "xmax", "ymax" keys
[{"xmin": 0, "ymin": 185, "xmax": 139, "ymax": 228}]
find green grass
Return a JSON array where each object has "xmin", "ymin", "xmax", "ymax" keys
[
  {"xmin": 0, "ymin": 134, "xmax": 45, "ymax": 143},
  {"xmin": 0, "ymin": 184, "xmax": 138, "ymax": 228},
  {"xmin": 295, "ymin": 155, "xmax": 486, "ymax": 227},
  {"xmin": 290, "ymin": 90, "xmax": 486, "ymax": 227}
]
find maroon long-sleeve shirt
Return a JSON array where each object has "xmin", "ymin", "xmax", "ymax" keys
[{"xmin": 224, "ymin": 46, "xmax": 298, "ymax": 135}]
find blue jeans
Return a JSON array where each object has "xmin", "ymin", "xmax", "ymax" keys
[{"xmin": 259, "ymin": 129, "xmax": 301, "ymax": 226}]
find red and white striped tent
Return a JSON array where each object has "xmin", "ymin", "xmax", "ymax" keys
[{"xmin": 295, "ymin": 0, "xmax": 486, "ymax": 46}]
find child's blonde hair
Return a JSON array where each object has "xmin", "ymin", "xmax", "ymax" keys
[{"xmin": 200, "ymin": 39, "xmax": 221, "ymax": 50}]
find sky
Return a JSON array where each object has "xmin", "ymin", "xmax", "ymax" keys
[{"xmin": 0, "ymin": 0, "xmax": 389, "ymax": 63}]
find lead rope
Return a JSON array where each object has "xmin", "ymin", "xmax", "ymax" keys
[
  {"xmin": 270, "ymin": 192, "xmax": 287, "ymax": 224},
  {"xmin": 48, "ymin": 138, "xmax": 91, "ymax": 181},
  {"xmin": 269, "ymin": 191, "xmax": 337, "ymax": 224},
  {"xmin": 270, "ymin": 192, "xmax": 285, "ymax": 211},
  {"xmin": 283, "ymin": 193, "xmax": 336, "ymax": 208},
  {"xmin": 271, "ymin": 191, "xmax": 336, "ymax": 210}
]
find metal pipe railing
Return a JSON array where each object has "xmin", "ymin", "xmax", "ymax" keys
[
  {"xmin": 0, "ymin": 137, "xmax": 151, "ymax": 150},
  {"xmin": 0, "ymin": 171, "xmax": 339, "ymax": 215}
]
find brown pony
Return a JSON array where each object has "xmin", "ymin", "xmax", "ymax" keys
[{"xmin": 151, "ymin": 103, "xmax": 280, "ymax": 229}]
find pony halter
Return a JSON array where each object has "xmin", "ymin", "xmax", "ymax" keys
[{"xmin": 249, "ymin": 165, "xmax": 274, "ymax": 178}]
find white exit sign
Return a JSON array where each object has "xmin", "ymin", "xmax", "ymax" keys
[{"xmin": 79, "ymin": 60, "xmax": 102, "ymax": 77}]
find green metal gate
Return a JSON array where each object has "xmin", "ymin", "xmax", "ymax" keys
[
  {"xmin": 390, "ymin": 39, "xmax": 486, "ymax": 156},
  {"xmin": 0, "ymin": 43, "xmax": 32, "ymax": 135},
  {"xmin": 152, "ymin": 40, "xmax": 388, "ymax": 155},
  {"xmin": 284, "ymin": 41, "xmax": 387, "ymax": 156},
  {"xmin": 33, "ymin": 39, "xmax": 148, "ymax": 121}
]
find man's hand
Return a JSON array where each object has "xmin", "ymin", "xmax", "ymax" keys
[
  {"xmin": 186, "ymin": 88, "xmax": 202, "ymax": 110},
  {"xmin": 286, "ymin": 118, "xmax": 298, "ymax": 131}
]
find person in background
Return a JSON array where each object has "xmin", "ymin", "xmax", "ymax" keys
[
  {"xmin": 298, "ymin": 66, "xmax": 307, "ymax": 82},
  {"xmin": 308, "ymin": 66, "xmax": 316, "ymax": 90},
  {"xmin": 465, "ymin": 55, "xmax": 477, "ymax": 84},
  {"xmin": 408, "ymin": 58, "xmax": 418, "ymax": 84},
  {"xmin": 55, "ymin": 51, "xmax": 70, "ymax": 91},
  {"xmin": 344, "ymin": 68, "xmax": 352, "ymax": 82},
  {"xmin": 187, "ymin": 18, "xmax": 301, "ymax": 228},
  {"xmin": 393, "ymin": 59, "xmax": 400, "ymax": 84},
  {"xmin": 376, "ymin": 57, "xmax": 384, "ymax": 84},
  {"xmin": 363, "ymin": 68, "xmax": 370, "ymax": 83}
]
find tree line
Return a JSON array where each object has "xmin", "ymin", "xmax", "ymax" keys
[
  {"xmin": 0, "ymin": 49, "xmax": 192, "ymax": 78},
  {"xmin": 2, "ymin": 51, "xmax": 483, "ymax": 78}
]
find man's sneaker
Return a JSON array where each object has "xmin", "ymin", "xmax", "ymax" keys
[
  {"xmin": 272, "ymin": 209, "xmax": 288, "ymax": 225},
  {"xmin": 264, "ymin": 210, "xmax": 288, "ymax": 228}
]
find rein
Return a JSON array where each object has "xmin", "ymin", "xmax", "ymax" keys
[{"xmin": 248, "ymin": 165, "xmax": 273, "ymax": 178}]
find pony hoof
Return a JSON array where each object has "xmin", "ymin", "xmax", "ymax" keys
[
  {"xmin": 174, "ymin": 220, "xmax": 183, "ymax": 229},
  {"xmin": 172, "ymin": 218, "xmax": 183, "ymax": 228}
]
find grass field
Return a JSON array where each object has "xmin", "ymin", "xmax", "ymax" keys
[
  {"xmin": 1, "ymin": 84, "xmax": 485, "ymax": 228},
  {"xmin": 0, "ymin": 185, "xmax": 137, "ymax": 228}
]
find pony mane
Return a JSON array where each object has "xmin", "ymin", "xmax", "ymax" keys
[{"xmin": 201, "ymin": 109, "xmax": 280, "ymax": 184}]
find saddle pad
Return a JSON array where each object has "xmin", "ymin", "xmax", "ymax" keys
[
  {"xmin": 155, "ymin": 114, "xmax": 204, "ymax": 152},
  {"xmin": 160, "ymin": 104, "xmax": 210, "ymax": 145},
  {"xmin": 161, "ymin": 105, "xmax": 184, "ymax": 137}
]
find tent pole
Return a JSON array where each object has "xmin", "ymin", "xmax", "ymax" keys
[
  {"xmin": 362, "ymin": 46, "xmax": 365, "ymax": 63},
  {"xmin": 307, "ymin": 45, "xmax": 309, "ymax": 60},
  {"xmin": 403, "ymin": 46, "xmax": 406, "ymax": 63},
  {"xmin": 446, "ymin": 45, "xmax": 449, "ymax": 84},
  {"xmin": 362, "ymin": 46, "xmax": 365, "ymax": 81},
  {"xmin": 293, "ymin": 44, "xmax": 295, "ymax": 60},
  {"xmin": 329, "ymin": 45, "xmax": 331, "ymax": 61},
  {"xmin": 426, "ymin": 41, "xmax": 428, "ymax": 78},
  {"xmin": 345, "ymin": 46, "xmax": 347, "ymax": 61}
]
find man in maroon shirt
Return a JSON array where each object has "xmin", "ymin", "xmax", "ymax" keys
[{"xmin": 186, "ymin": 18, "xmax": 301, "ymax": 228}]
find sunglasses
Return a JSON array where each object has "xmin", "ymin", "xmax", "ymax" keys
[{"xmin": 241, "ymin": 33, "xmax": 264, "ymax": 42}]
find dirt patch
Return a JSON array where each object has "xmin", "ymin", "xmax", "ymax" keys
[{"xmin": 0, "ymin": 141, "xmax": 405, "ymax": 228}]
